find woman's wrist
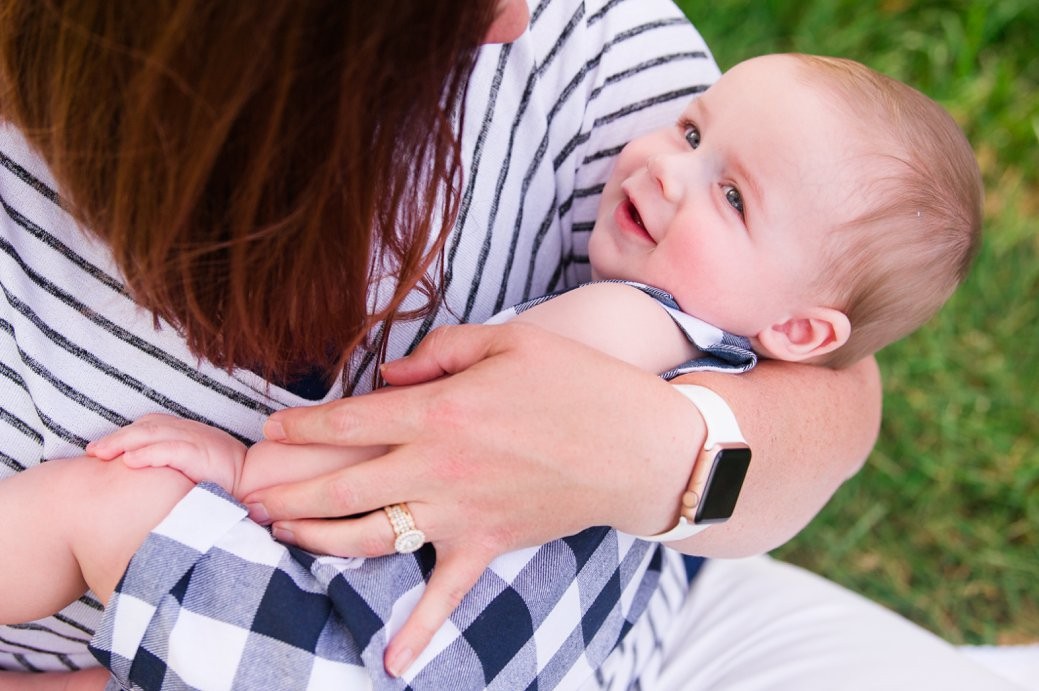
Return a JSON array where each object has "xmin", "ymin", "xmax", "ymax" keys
[
  {"xmin": 635, "ymin": 385, "xmax": 752, "ymax": 542},
  {"xmin": 606, "ymin": 377, "xmax": 709, "ymax": 537}
]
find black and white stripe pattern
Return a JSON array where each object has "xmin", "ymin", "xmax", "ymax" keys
[{"xmin": 1, "ymin": 0, "xmax": 720, "ymax": 679}]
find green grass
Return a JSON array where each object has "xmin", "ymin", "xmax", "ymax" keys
[{"xmin": 676, "ymin": 0, "xmax": 1039, "ymax": 644}]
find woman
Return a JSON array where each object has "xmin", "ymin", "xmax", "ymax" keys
[{"xmin": 0, "ymin": 1, "xmax": 1014, "ymax": 689}]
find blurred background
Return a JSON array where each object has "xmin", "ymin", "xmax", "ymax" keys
[{"xmin": 676, "ymin": 0, "xmax": 1038, "ymax": 645}]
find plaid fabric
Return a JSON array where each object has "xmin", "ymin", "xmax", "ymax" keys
[
  {"xmin": 90, "ymin": 484, "xmax": 703, "ymax": 690},
  {"xmin": 89, "ymin": 278, "xmax": 744, "ymax": 689},
  {"xmin": 88, "ymin": 282, "xmax": 741, "ymax": 690},
  {"xmin": 489, "ymin": 280, "xmax": 757, "ymax": 378}
]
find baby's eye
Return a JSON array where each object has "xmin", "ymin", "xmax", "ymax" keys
[
  {"xmin": 724, "ymin": 185, "xmax": 744, "ymax": 217},
  {"xmin": 683, "ymin": 124, "xmax": 701, "ymax": 149}
]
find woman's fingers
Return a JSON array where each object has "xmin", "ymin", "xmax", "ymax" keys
[
  {"xmin": 0, "ymin": 668, "xmax": 111, "ymax": 691},
  {"xmin": 264, "ymin": 385, "xmax": 424, "ymax": 447},
  {"xmin": 244, "ymin": 448, "xmax": 421, "ymax": 524},
  {"xmin": 268, "ymin": 503, "xmax": 494, "ymax": 679},
  {"xmin": 264, "ymin": 324, "xmax": 511, "ymax": 446},
  {"xmin": 271, "ymin": 509, "xmax": 405, "ymax": 559},
  {"xmin": 378, "ymin": 323, "xmax": 502, "ymax": 386},
  {"xmin": 384, "ymin": 547, "xmax": 493, "ymax": 678},
  {"xmin": 248, "ymin": 324, "xmax": 705, "ymax": 679}
]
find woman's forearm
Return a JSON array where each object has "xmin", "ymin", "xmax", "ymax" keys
[
  {"xmin": 667, "ymin": 356, "xmax": 882, "ymax": 557},
  {"xmin": 0, "ymin": 669, "xmax": 109, "ymax": 690},
  {"xmin": 490, "ymin": 282, "xmax": 881, "ymax": 556},
  {"xmin": 236, "ymin": 441, "xmax": 386, "ymax": 499}
]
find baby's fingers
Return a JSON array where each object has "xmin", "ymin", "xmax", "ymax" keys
[
  {"xmin": 119, "ymin": 440, "xmax": 201, "ymax": 470},
  {"xmin": 384, "ymin": 548, "xmax": 493, "ymax": 678},
  {"xmin": 86, "ymin": 413, "xmax": 186, "ymax": 459}
]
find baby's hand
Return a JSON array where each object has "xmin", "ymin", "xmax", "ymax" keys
[{"xmin": 87, "ymin": 414, "xmax": 248, "ymax": 493}]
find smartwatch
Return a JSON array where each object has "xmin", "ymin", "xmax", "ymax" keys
[{"xmin": 637, "ymin": 385, "xmax": 752, "ymax": 542}]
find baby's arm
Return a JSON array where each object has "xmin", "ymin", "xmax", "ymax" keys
[
  {"xmin": 88, "ymin": 414, "xmax": 387, "ymax": 501},
  {"xmin": 0, "ymin": 456, "xmax": 194, "ymax": 625},
  {"xmin": 508, "ymin": 282, "xmax": 700, "ymax": 374},
  {"xmin": 0, "ymin": 416, "xmax": 383, "ymax": 627}
]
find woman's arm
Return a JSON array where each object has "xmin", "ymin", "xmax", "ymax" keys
[
  {"xmin": 261, "ymin": 323, "xmax": 880, "ymax": 553},
  {"xmin": 245, "ymin": 321, "xmax": 880, "ymax": 673},
  {"xmin": 0, "ymin": 669, "xmax": 109, "ymax": 691},
  {"xmin": 500, "ymin": 282, "xmax": 882, "ymax": 555},
  {"xmin": 665, "ymin": 357, "xmax": 880, "ymax": 556}
]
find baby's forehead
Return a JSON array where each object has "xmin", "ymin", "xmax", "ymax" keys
[
  {"xmin": 714, "ymin": 54, "xmax": 870, "ymax": 115},
  {"xmin": 695, "ymin": 56, "xmax": 841, "ymax": 125}
]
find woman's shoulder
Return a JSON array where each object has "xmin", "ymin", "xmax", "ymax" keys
[
  {"xmin": 0, "ymin": 122, "xmax": 121, "ymax": 282},
  {"xmin": 0, "ymin": 123, "xmax": 62, "ymax": 213},
  {"xmin": 524, "ymin": 0, "xmax": 703, "ymax": 61}
]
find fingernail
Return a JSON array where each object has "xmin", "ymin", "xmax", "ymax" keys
[
  {"xmin": 386, "ymin": 647, "xmax": 414, "ymax": 678},
  {"xmin": 264, "ymin": 418, "xmax": 286, "ymax": 440},
  {"xmin": 272, "ymin": 525, "xmax": 296, "ymax": 545},
  {"xmin": 246, "ymin": 502, "xmax": 270, "ymax": 524}
]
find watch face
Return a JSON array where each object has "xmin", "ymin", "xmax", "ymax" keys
[{"xmin": 695, "ymin": 445, "xmax": 752, "ymax": 523}]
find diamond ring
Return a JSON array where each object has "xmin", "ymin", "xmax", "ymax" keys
[{"xmin": 383, "ymin": 503, "xmax": 426, "ymax": 554}]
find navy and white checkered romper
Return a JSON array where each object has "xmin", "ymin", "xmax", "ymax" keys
[{"xmin": 89, "ymin": 283, "xmax": 754, "ymax": 690}]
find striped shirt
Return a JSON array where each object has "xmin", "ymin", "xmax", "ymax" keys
[{"xmin": 0, "ymin": 0, "xmax": 721, "ymax": 683}]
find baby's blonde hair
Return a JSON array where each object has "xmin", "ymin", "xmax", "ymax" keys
[{"xmin": 793, "ymin": 54, "xmax": 983, "ymax": 368}]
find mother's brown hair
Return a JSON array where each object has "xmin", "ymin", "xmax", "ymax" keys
[{"xmin": 0, "ymin": 0, "xmax": 497, "ymax": 382}]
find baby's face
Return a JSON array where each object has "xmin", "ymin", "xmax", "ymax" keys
[{"xmin": 588, "ymin": 54, "xmax": 867, "ymax": 337}]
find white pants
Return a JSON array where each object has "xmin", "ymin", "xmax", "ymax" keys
[{"xmin": 654, "ymin": 555, "xmax": 1027, "ymax": 690}]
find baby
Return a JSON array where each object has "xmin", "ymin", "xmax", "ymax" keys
[{"xmin": 0, "ymin": 53, "xmax": 981, "ymax": 680}]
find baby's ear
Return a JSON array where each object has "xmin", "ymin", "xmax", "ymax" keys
[{"xmin": 755, "ymin": 308, "xmax": 851, "ymax": 362}]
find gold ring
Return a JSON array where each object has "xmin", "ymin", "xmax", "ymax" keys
[{"xmin": 383, "ymin": 503, "xmax": 426, "ymax": 554}]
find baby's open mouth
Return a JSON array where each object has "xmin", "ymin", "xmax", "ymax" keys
[
  {"xmin": 626, "ymin": 200, "xmax": 646, "ymax": 230},
  {"xmin": 614, "ymin": 192, "xmax": 654, "ymax": 244}
]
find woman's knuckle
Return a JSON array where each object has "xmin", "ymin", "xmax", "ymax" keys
[
  {"xmin": 325, "ymin": 407, "xmax": 354, "ymax": 440},
  {"xmin": 440, "ymin": 582, "xmax": 468, "ymax": 610},
  {"xmin": 425, "ymin": 324, "xmax": 459, "ymax": 349},
  {"xmin": 433, "ymin": 453, "xmax": 471, "ymax": 483},
  {"xmin": 358, "ymin": 532, "xmax": 389, "ymax": 558},
  {"xmin": 324, "ymin": 475, "xmax": 356, "ymax": 509},
  {"xmin": 482, "ymin": 523, "xmax": 516, "ymax": 551},
  {"xmin": 425, "ymin": 392, "xmax": 471, "ymax": 434}
]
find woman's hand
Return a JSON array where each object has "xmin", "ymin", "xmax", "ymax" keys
[
  {"xmin": 245, "ymin": 322, "xmax": 702, "ymax": 675},
  {"xmin": 244, "ymin": 322, "xmax": 881, "ymax": 676}
]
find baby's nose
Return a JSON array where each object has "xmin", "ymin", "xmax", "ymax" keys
[{"xmin": 646, "ymin": 154, "xmax": 684, "ymax": 202}]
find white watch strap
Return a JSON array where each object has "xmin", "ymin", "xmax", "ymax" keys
[
  {"xmin": 635, "ymin": 385, "xmax": 745, "ymax": 542},
  {"xmin": 675, "ymin": 385, "xmax": 746, "ymax": 449},
  {"xmin": 636, "ymin": 513, "xmax": 709, "ymax": 542}
]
